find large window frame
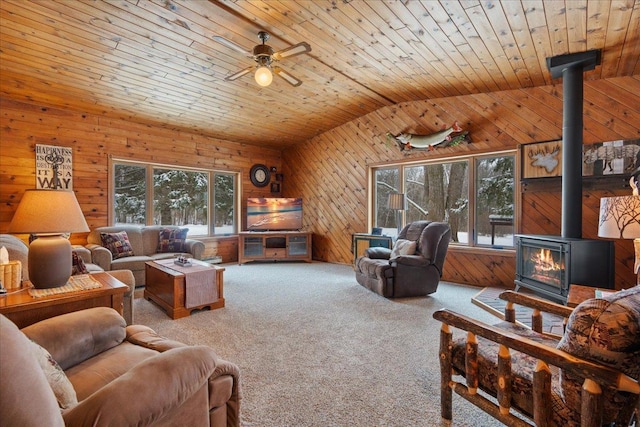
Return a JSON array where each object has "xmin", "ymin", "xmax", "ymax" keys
[
  {"xmin": 110, "ymin": 158, "xmax": 240, "ymax": 237},
  {"xmin": 369, "ymin": 150, "xmax": 517, "ymax": 249}
]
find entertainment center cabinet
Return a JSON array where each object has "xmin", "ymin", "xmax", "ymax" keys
[{"xmin": 239, "ymin": 231, "xmax": 312, "ymax": 264}]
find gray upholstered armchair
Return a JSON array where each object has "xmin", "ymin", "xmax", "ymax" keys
[
  {"xmin": 354, "ymin": 221, "xmax": 451, "ymax": 297},
  {"xmin": 0, "ymin": 307, "xmax": 241, "ymax": 427}
]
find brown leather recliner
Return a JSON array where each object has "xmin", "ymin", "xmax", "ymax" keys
[
  {"xmin": 354, "ymin": 221, "xmax": 451, "ymax": 297},
  {"xmin": 0, "ymin": 307, "xmax": 241, "ymax": 427}
]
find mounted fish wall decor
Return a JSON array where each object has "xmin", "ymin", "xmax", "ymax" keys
[{"xmin": 386, "ymin": 122, "xmax": 470, "ymax": 151}]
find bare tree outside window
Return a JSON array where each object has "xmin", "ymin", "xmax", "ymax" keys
[
  {"xmin": 476, "ymin": 156, "xmax": 514, "ymax": 246},
  {"xmin": 371, "ymin": 152, "xmax": 515, "ymax": 247},
  {"xmin": 374, "ymin": 168, "xmax": 399, "ymax": 235},
  {"xmin": 405, "ymin": 162, "xmax": 468, "ymax": 243}
]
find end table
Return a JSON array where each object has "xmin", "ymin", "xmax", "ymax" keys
[{"xmin": 0, "ymin": 272, "xmax": 128, "ymax": 328}]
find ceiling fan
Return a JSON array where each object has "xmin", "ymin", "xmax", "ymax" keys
[{"xmin": 213, "ymin": 31, "xmax": 311, "ymax": 87}]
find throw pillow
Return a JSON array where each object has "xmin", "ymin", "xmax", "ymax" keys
[
  {"xmin": 390, "ymin": 239, "xmax": 417, "ymax": 259},
  {"xmin": 157, "ymin": 228, "xmax": 189, "ymax": 253},
  {"xmin": 100, "ymin": 231, "xmax": 134, "ymax": 259},
  {"xmin": 556, "ymin": 286, "xmax": 640, "ymax": 424},
  {"xmin": 30, "ymin": 340, "xmax": 78, "ymax": 409},
  {"xmin": 71, "ymin": 251, "xmax": 88, "ymax": 275}
]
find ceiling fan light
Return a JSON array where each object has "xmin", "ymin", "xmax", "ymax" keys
[{"xmin": 255, "ymin": 66, "xmax": 273, "ymax": 87}]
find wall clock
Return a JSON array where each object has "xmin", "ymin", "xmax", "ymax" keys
[{"xmin": 250, "ymin": 164, "xmax": 270, "ymax": 187}]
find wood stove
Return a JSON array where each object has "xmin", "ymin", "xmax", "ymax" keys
[
  {"xmin": 515, "ymin": 235, "xmax": 615, "ymax": 303},
  {"xmin": 515, "ymin": 51, "xmax": 610, "ymax": 303}
]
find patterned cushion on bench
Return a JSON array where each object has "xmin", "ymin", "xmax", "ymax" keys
[{"xmin": 557, "ymin": 286, "xmax": 640, "ymax": 425}]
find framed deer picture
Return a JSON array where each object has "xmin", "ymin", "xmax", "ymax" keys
[
  {"xmin": 582, "ymin": 139, "xmax": 640, "ymax": 177},
  {"xmin": 522, "ymin": 140, "xmax": 562, "ymax": 179}
]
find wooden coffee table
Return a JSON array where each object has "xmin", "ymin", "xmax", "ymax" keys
[
  {"xmin": 0, "ymin": 272, "xmax": 128, "ymax": 328},
  {"xmin": 144, "ymin": 260, "xmax": 225, "ymax": 319}
]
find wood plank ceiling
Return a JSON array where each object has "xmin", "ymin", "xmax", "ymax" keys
[{"xmin": 1, "ymin": 0, "xmax": 638, "ymax": 149}]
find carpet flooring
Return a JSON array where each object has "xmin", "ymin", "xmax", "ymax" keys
[{"xmin": 134, "ymin": 262, "xmax": 513, "ymax": 427}]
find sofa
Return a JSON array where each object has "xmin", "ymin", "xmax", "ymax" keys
[
  {"xmin": 86, "ymin": 225, "xmax": 205, "ymax": 286},
  {"xmin": 354, "ymin": 221, "xmax": 451, "ymax": 297},
  {"xmin": 0, "ymin": 307, "xmax": 241, "ymax": 427},
  {"xmin": 0, "ymin": 234, "xmax": 135, "ymax": 324},
  {"xmin": 72, "ymin": 245, "xmax": 136, "ymax": 324}
]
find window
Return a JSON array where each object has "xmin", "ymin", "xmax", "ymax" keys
[
  {"xmin": 474, "ymin": 156, "xmax": 515, "ymax": 246},
  {"xmin": 112, "ymin": 160, "xmax": 238, "ymax": 236},
  {"xmin": 374, "ymin": 167, "xmax": 400, "ymax": 233},
  {"xmin": 404, "ymin": 160, "xmax": 470, "ymax": 243},
  {"xmin": 113, "ymin": 163, "xmax": 146, "ymax": 225},
  {"xmin": 371, "ymin": 151, "xmax": 515, "ymax": 247}
]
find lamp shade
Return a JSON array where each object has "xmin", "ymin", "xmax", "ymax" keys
[
  {"xmin": 387, "ymin": 193, "xmax": 405, "ymax": 211},
  {"xmin": 7, "ymin": 189, "xmax": 89, "ymax": 234},
  {"xmin": 598, "ymin": 195, "xmax": 640, "ymax": 239}
]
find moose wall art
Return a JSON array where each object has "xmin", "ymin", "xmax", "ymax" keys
[{"xmin": 522, "ymin": 140, "xmax": 562, "ymax": 179}]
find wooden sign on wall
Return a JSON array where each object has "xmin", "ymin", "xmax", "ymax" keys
[
  {"xmin": 521, "ymin": 140, "xmax": 562, "ymax": 179},
  {"xmin": 35, "ymin": 144, "xmax": 73, "ymax": 190}
]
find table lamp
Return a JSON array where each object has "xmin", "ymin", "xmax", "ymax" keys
[
  {"xmin": 388, "ymin": 193, "xmax": 405, "ymax": 237},
  {"xmin": 7, "ymin": 189, "xmax": 89, "ymax": 288},
  {"xmin": 597, "ymin": 177, "xmax": 640, "ymax": 283}
]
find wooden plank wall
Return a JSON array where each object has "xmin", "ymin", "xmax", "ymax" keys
[
  {"xmin": 1, "ymin": 76, "xmax": 639, "ymax": 290},
  {"xmin": 0, "ymin": 98, "xmax": 282, "ymax": 262},
  {"xmin": 283, "ymin": 75, "xmax": 640, "ymax": 290}
]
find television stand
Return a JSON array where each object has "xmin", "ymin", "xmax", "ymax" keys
[{"xmin": 239, "ymin": 231, "xmax": 312, "ymax": 264}]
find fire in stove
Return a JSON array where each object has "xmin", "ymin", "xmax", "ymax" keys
[
  {"xmin": 515, "ymin": 234, "xmax": 614, "ymax": 303},
  {"xmin": 526, "ymin": 248, "xmax": 564, "ymax": 287}
]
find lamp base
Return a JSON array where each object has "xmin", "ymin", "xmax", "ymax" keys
[{"xmin": 28, "ymin": 235, "xmax": 72, "ymax": 289}]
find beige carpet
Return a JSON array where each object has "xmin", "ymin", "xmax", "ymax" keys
[{"xmin": 134, "ymin": 262, "xmax": 509, "ymax": 427}]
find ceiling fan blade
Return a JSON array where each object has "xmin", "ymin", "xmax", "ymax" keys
[
  {"xmin": 212, "ymin": 35, "xmax": 251, "ymax": 55},
  {"xmin": 273, "ymin": 67, "xmax": 303, "ymax": 87},
  {"xmin": 225, "ymin": 66, "xmax": 254, "ymax": 81},
  {"xmin": 272, "ymin": 42, "xmax": 311, "ymax": 61}
]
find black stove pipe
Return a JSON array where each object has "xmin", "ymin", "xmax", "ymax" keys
[
  {"xmin": 546, "ymin": 49, "xmax": 602, "ymax": 239},
  {"xmin": 561, "ymin": 65, "xmax": 584, "ymax": 238}
]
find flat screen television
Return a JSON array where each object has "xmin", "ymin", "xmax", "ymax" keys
[{"xmin": 246, "ymin": 197, "xmax": 303, "ymax": 231}]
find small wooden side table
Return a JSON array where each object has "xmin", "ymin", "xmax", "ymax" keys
[
  {"xmin": 567, "ymin": 284, "xmax": 615, "ymax": 308},
  {"xmin": 0, "ymin": 272, "xmax": 128, "ymax": 328},
  {"xmin": 352, "ymin": 234, "xmax": 393, "ymax": 264}
]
